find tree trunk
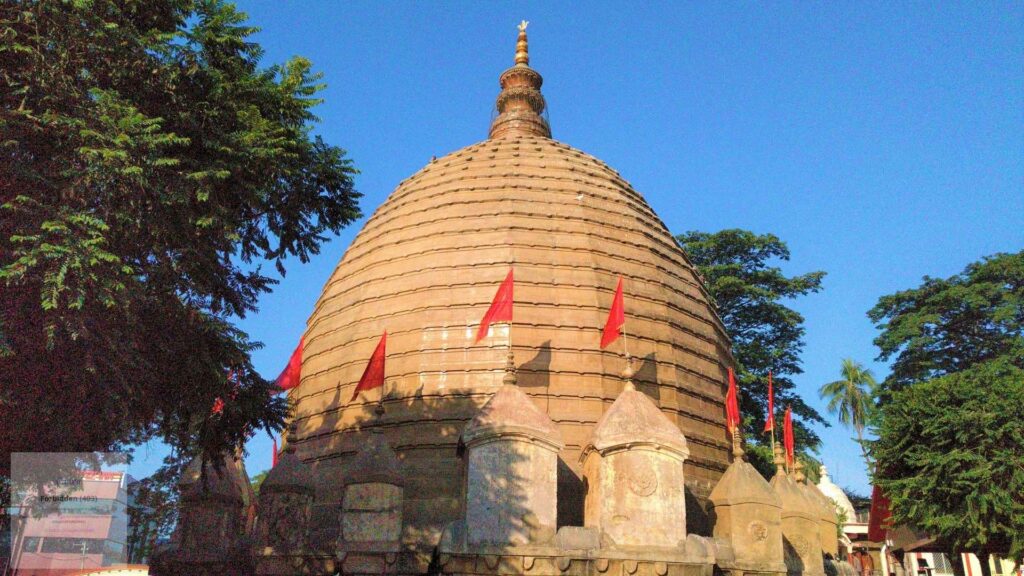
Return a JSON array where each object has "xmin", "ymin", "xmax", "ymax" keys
[
  {"xmin": 856, "ymin": 427, "xmax": 873, "ymax": 475},
  {"xmin": 977, "ymin": 552, "xmax": 992, "ymax": 576},
  {"xmin": 951, "ymin": 550, "xmax": 967, "ymax": 576}
]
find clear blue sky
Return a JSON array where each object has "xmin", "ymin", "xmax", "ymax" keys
[{"xmin": 130, "ymin": 1, "xmax": 1023, "ymax": 497}]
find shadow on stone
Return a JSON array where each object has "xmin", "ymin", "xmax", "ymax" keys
[{"xmin": 556, "ymin": 457, "xmax": 584, "ymax": 527}]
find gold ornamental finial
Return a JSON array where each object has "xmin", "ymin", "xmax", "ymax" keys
[
  {"xmin": 515, "ymin": 21, "xmax": 530, "ymax": 66},
  {"xmin": 283, "ymin": 420, "xmax": 299, "ymax": 454},
  {"xmin": 794, "ymin": 459, "xmax": 806, "ymax": 483},
  {"xmin": 489, "ymin": 21, "xmax": 550, "ymax": 138},
  {"xmin": 730, "ymin": 426, "xmax": 745, "ymax": 459},
  {"xmin": 773, "ymin": 443, "xmax": 786, "ymax": 474},
  {"xmin": 621, "ymin": 356, "xmax": 635, "ymax": 391},
  {"xmin": 502, "ymin": 348, "xmax": 518, "ymax": 385}
]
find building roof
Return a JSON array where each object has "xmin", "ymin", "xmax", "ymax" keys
[
  {"xmin": 460, "ymin": 360, "xmax": 564, "ymax": 450},
  {"xmin": 584, "ymin": 376, "xmax": 690, "ymax": 459},
  {"xmin": 344, "ymin": 422, "xmax": 405, "ymax": 487},
  {"xmin": 770, "ymin": 471, "xmax": 819, "ymax": 520},
  {"xmin": 709, "ymin": 458, "xmax": 781, "ymax": 507},
  {"xmin": 263, "ymin": 425, "xmax": 316, "ymax": 495}
]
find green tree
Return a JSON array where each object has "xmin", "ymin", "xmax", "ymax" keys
[
  {"xmin": 250, "ymin": 469, "xmax": 269, "ymax": 497},
  {"xmin": 868, "ymin": 251, "xmax": 1023, "ymax": 396},
  {"xmin": 126, "ymin": 456, "xmax": 187, "ymax": 562},
  {"xmin": 819, "ymin": 358, "xmax": 877, "ymax": 471},
  {"xmin": 677, "ymin": 229, "xmax": 827, "ymax": 477},
  {"xmin": 0, "ymin": 1, "xmax": 360, "ymax": 473},
  {"xmin": 873, "ymin": 357, "xmax": 1024, "ymax": 574}
]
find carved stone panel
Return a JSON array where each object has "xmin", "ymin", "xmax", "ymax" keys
[{"xmin": 341, "ymin": 482, "xmax": 403, "ymax": 543}]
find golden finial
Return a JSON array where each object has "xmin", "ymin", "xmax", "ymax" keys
[
  {"xmin": 283, "ymin": 420, "xmax": 299, "ymax": 454},
  {"xmin": 621, "ymin": 357, "xmax": 635, "ymax": 391},
  {"xmin": 489, "ymin": 21, "xmax": 550, "ymax": 139},
  {"xmin": 773, "ymin": 443, "xmax": 786, "ymax": 474},
  {"xmin": 794, "ymin": 459, "xmax": 806, "ymax": 484},
  {"xmin": 730, "ymin": 426, "xmax": 745, "ymax": 459},
  {"xmin": 515, "ymin": 20, "xmax": 530, "ymax": 66},
  {"xmin": 502, "ymin": 348, "xmax": 517, "ymax": 385}
]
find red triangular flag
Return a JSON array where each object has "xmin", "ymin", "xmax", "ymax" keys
[
  {"xmin": 763, "ymin": 371, "xmax": 775, "ymax": 433},
  {"xmin": 351, "ymin": 331, "xmax": 387, "ymax": 401},
  {"xmin": 272, "ymin": 437, "xmax": 279, "ymax": 468},
  {"xmin": 475, "ymin": 269, "xmax": 514, "ymax": 343},
  {"xmin": 867, "ymin": 485, "xmax": 892, "ymax": 542},
  {"xmin": 275, "ymin": 337, "xmax": 303, "ymax": 391},
  {"xmin": 600, "ymin": 277, "xmax": 626, "ymax": 349},
  {"xmin": 725, "ymin": 367, "xmax": 741, "ymax": 434},
  {"xmin": 783, "ymin": 405, "xmax": 795, "ymax": 467},
  {"xmin": 211, "ymin": 397, "xmax": 225, "ymax": 415}
]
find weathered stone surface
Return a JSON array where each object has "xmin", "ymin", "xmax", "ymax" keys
[
  {"xmin": 342, "ymin": 482, "xmax": 403, "ymax": 542},
  {"xmin": 801, "ymin": 481, "xmax": 840, "ymax": 557},
  {"xmin": 461, "ymin": 380, "xmax": 563, "ymax": 447},
  {"xmin": 552, "ymin": 526, "xmax": 601, "ymax": 551},
  {"xmin": 462, "ymin": 382, "xmax": 564, "ymax": 546},
  {"xmin": 255, "ymin": 432, "xmax": 317, "ymax": 558},
  {"xmin": 582, "ymin": 382, "xmax": 690, "ymax": 549},
  {"xmin": 339, "ymin": 426, "xmax": 405, "ymax": 547},
  {"xmin": 345, "ymin": 426, "xmax": 406, "ymax": 487},
  {"xmin": 153, "ymin": 455, "xmax": 254, "ymax": 575},
  {"xmin": 709, "ymin": 459, "xmax": 786, "ymax": 574},
  {"xmin": 771, "ymin": 472, "xmax": 825, "ymax": 576}
]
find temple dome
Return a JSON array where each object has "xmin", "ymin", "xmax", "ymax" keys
[
  {"xmin": 817, "ymin": 466, "xmax": 856, "ymax": 521},
  {"xmin": 287, "ymin": 24, "xmax": 734, "ymax": 546}
]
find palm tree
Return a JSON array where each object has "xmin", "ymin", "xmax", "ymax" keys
[{"xmin": 819, "ymin": 358, "xmax": 878, "ymax": 472}]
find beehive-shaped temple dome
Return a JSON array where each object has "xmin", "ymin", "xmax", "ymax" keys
[{"xmin": 288, "ymin": 23, "xmax": 733, "ymax": 550}]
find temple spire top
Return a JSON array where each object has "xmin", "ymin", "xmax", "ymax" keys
[
  {"xmin": 515, "ymin": 21, "xmax": 530, "ymax": 66},
  {"xmin": 489, "ymin": 21, "xmax": 550, "ymax": 139}
]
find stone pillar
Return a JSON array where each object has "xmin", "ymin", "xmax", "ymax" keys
[
  {"xmin": 795, "ymin": 461, "xmax": 839, "ymax": 558},
  {"xmin": 254, "ymin": 423, "xmax": 323, "ymax": 575},
  {"xmin": 771, "ymin": 447, "xmax": 825, "ymax": 576},
  {"xmin": 709, "ymin": 448, "xmax": 786, "ymax": 575},
  {"xmin": 337, "ymin": 404, "xmax": 405, "ymax": 575},
  {"xmin": 580, "ymin": 366, "xmax": 690, "ymax": 549},
  {"xmin": 459, "ymin": 355, "xmax": 564, "ymax": 547}
]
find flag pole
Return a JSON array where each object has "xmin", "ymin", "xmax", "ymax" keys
[
  {"xmin": 621, "ymin": 314, "xmax": 631, "ymax": 362},
  {"xmin": 507, "ymin": 265, "xmax": 514, "ymax": 368},
  {"xmin": 621, "ymin": 281, "xmax": 632, "ymax": 370}
]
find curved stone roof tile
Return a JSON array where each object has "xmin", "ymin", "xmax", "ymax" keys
[
  {"xmin": 344, "ymin": 429, "xmax": 405, "ymax": 487},
  {"xmin": 461, "ymin": 383, "xmax": 563, "ymax": 449},
  {"xmin": 585, "ymin": 384, "xmax": 690, "ymax": 459},
  {"xmin": 709, "ymin": 459, "xmax": 781, "ymax": 508}
]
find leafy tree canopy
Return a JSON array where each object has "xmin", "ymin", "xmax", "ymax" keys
[
  {"xmin": 868, "ymin": 251, "xmax": 1024, "ymax": 396},
  {"xmin": 0, "ymin": 0, "xmax": 360, "ymax": 473},
  {"xmin": 873, "ymin": 356, "xmax": 1024, "ymax": 565},
  {"xmin": 677, "ymin": 229, "xmax": 827, "ymax": 477}
]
